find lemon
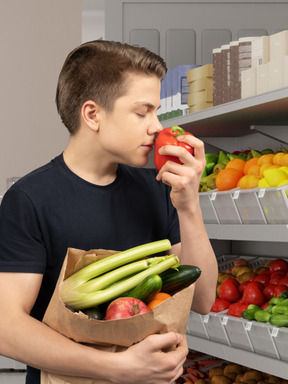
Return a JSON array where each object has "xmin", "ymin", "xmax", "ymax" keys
[
  {"xmin": 263, "ymin": 168, "xmax": 288, "ymax": 187},
  {"xmin": 279, "ymin": 166, "xmax": 288, "ymax": 176},
  {"xmin": 258, "ymin": 178, "xmax": 270, "ymax": 188},
  {"xmin": 277, "ymin": 179, "xmax": 288, "ymax": 187}
]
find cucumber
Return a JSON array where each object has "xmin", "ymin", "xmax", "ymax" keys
[
  {"xmin": 122, "ymin": 274, "xmax": 163, "ymax": 303},
  {"xmin": 269, "ymin": 314, "xmax": 288, "ymax": 327},
  {"xmin": 159, "ymin": 265, "xmax": 201, "ymax": 295}
]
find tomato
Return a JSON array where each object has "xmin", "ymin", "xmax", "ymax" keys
[
  {"xmin": 273, "ymin": 285, "xmax": 288, "ymax": 297},
  {"xmin": 252, "ymin": 273, "xmax": 270, "ymax": 286},
  {"xmin": 210, "ymin": 298, "xmax": 230, "ymax": 312},
  {"xmin": 238, "ymin": 280, "xmax": 250, "ymax": 293},
  {"xmin": 269, "ymin": 259, "xmax": 288, "ymax": 273},
  {"xmin": 279, "ymin": 276, "xmax": 288, "ymax": 287},
  {"xmin": 219, "ymin": 278, "xmax": 241, "ymax": 302},
  {"xmin": 263, "ymin": 284, "xmax": 275, "ymax": 300},
  {"xmin": 269, "ymin": 271, "xmax": 286, "ymax": 285},
  {"xmin": 227, "ymin": 301, "xmax": 248, "ymax": 317},
  {"xmin": 242, "ymin": 282, "xmax": 266, "ymax": 306}
]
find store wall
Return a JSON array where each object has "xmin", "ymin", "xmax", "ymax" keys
[
  {"xmin": 0, "ymin": 0, "xmax": 82, "ymax": 192},
  {"xmin": 105, "ymin": 0, "xmax": 288, "ymax": 68}
]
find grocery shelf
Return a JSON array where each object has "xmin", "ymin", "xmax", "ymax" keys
[
  {"xmin": 186, "ymin": 333, "xmax": 288, "ymax": 379},
  {"xmin": 205, "ymin": 223, "xmax": 288, "ymax": 242},
  {"xmin": 161, "ymin": 87, "xmax": 288, "ymax": 137}
]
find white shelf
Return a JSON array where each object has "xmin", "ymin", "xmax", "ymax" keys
[
  {"xmin": 161, "ymin": 87, "xmax": 288, "ymax": 137},
  {"xmin": 206, "ymin": 224, "xmax": 288, "ymax": 242},
  {"xmin": 186, "ymin": 334, "xmax": 288, "ymax": 380}
]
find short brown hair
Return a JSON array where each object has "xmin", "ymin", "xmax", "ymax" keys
[{"xmin": 56, "ymin": 40, "xmax": 167, "ymax": 134}]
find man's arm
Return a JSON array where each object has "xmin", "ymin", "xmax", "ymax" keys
[
  {"xmin": 0, "ymin": 272, "xmax": 188, "ymax": 383},
  {"xmin": 158, "ymin": 134, "xmax": 218, "ymax": 314}
]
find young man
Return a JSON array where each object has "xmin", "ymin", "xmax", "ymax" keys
[{"xmin": 0, "ymin": 40, "xmax": 217, "ymax": 384}]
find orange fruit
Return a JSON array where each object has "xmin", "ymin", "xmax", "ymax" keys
[
  {"xmin": 273, "ymin": 152, "xmax": 285, "ymax": 166},
  {"xmin": 147, "ymin": 292, "xmax": 171, "ymax": 310},
  {"xmin": 237, "ymin": 175, "xmax": 249, "ymax": 189},
  {"xmin": 216, "ymin": 168, "xmax": 243, "ymax": 191},
  {"xmin": 257, "ymin": 154, "xmax": 274, "ymax": 165},
  {"xmin": 152, "ymin": 292, "xmax": 172, "ymax": 301},
  {"xmin": 281, "ymin": 153, "xmax": 288, "ymax": 166},
  {"xmin": 247, "ymin": 164, "xmax": 261, "ymax": 177},
  {"xmin": 226, "ymin": 158, "xmax": 246, "ymax": 173},
  {"xmin": 147, "ymin": 299, "xmax": 163, "ymax": 310},
  {"xmin": 237, "ymin": 175, "xmax": 260, "ymax": 189},
  {"xmin": 243, "ymin": 157, "xmax": 259, "ymax": 175}
]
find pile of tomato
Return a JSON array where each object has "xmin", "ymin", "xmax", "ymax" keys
[{"xmin": 211, "ymin": 258, "xmax": 288, "ymax": 317}]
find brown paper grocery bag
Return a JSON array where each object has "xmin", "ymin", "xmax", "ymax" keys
[{"xmin": 41, "ymin": 247, "xmax": 195, "ymax": 384}]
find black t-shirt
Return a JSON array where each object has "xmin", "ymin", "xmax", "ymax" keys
[{"xmin": 0, "ymin": 153, "xmax": 180, "ymax": 383}]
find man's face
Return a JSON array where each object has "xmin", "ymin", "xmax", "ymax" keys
[{"xmin": 97, "ymin": 73, "xmax": 163, "ymax": 167}]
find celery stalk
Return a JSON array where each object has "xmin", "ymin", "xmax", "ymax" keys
[
  {"xmin": 75, "ymin": 259, "xmax": 149, "ymax": 294},
  {"xmin": 62, "ymin": 239, "xmax": 171, "ymax": 295},
  {"xmin": 63, "ymin": 254, "xmax": 179, "ymax": 310}
]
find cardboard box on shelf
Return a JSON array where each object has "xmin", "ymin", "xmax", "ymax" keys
[
  {"xmin": 270, "ymin": 30, "xmax": 288, "ymax": 59},
  {"xmin": 256, "ymin": 62, "xmax": 269, "ymax": 95},
  {"xmin": 212, "ymin": 48, "xmax": 222, "ymax": 106},
  {"xmin": 189, "ymin": 77, "xmax": 212, "ymax": 93},
  {"xmin": 188, "ymin": 87, "xmax": 213, "ymax": 106},
  {"xmin": 284, "ymin": 55, "xmax": 288, "ymax": 86},
  {"xmin": 221, "ymin": 44, "xmax": 231, "ymax": 104},
  {"xmin": 251, "ymin": 36, "xmax": 270, "ymax": 68},
  {"xmin": 187, "ymin": 64, "xmax": 213, "ymax": 82},
  {"xmin": 230, "ymin": 40, "xmax": 241, "ymax": 101},
  {"xmin": 268, "ymin": 59, "xmax": 285, "ymax": 91},
  {"xmin": 241, "ymin": 67, "xmax": 257, "ymax": 98}
]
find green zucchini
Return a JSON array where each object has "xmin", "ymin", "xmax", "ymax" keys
[
  {"xmin": 159, "ymin": 265, "xmax": 201, "ymax": 295},
  {"xmin": 121, "ymin": 274, "xmax": 163, "ymax": 303}
]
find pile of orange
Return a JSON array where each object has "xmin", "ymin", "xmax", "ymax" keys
[
  {"xmin": 147, "ymin": 292, "xmax": 171, "ymax": 310},
  {"xmin": 215, "ymin": 152, "xmax": 288, "ymax": 191}
]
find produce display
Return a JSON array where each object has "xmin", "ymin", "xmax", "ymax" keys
[
  {"xmin": 176, "ymin": 350, "xmax": 288, "ymax": 384},
  {"xmin": 200, "ymin": 147, "xmax": 288, "ymax": 192},
  {"xmin": 60, "ymin": 239, "xmax": 201, "ymax": 320},
  {"xmin": 154, "ymin": 125, "xmax": 194, "ymax": 171},
  {"xmin": 211, "ymin": 256, "xmax": 288, "ymax": 326}
]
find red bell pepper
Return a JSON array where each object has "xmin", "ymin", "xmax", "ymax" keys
[{"xmin": 154, "ymin": 125, "xmax": 194, "ymax": 171}]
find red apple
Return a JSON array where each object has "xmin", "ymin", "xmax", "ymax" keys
[{"xmin": 105, "ymin": 297, "xmax": 151, "ymax": 320}]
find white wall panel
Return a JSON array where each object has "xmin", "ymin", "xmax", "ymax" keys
[{"xmin": 106, "ymin": 0, "xmax": 288, "ymax": 68}]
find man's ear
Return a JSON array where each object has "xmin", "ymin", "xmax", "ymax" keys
[{"xmin": 81, "ymin": 100, "xmax": 101, "ymax": 132}]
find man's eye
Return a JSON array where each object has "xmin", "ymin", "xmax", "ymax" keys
[{"xmin": 136, "ymin": 113, "xmax": 146, "ymax": 118}]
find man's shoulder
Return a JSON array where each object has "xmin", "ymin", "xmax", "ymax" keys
[{"xmin": 13, "ymin": 155, "xmax": 63, "ymax": 193}]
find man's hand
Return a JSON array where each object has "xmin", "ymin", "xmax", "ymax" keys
[
  {"xmin": 111, "ymin": 332, "xmax": 188, "ymax": 384},
  {"xmin": 156, "ymin": 134, "xmax": 206, "ymax": 213}
]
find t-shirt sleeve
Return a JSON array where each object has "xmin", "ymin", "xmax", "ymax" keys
[{"xmin": 0, "ymin": 187, "xmax": 47, "ymax": 273}]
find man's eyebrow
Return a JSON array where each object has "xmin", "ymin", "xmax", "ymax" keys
[{"xmin": 134, "ymin": 102, "xmax": 161, "ymax": 110}]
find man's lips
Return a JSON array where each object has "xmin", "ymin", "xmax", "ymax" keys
[{"xmin": 142, "ymin": 143, "xmax": 154, "ymax": 151}]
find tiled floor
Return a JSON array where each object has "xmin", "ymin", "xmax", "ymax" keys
[{"xmin": 0, "ymin": 371, "xmax": 26, "ymax": 383}]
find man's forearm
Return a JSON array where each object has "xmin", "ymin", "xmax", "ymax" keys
[{"xmin": 177, "ymin": 204, "xmax": 218, "ymax": 314}]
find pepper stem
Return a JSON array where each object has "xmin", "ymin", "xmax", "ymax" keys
[{"xmin": 171, "ymin": 125, "xmax": 185, "ymax": 138}]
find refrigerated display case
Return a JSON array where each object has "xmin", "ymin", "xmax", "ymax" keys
[{"xmin": 162, "ymin": 87, "xmax": 288, "ymax": 379}]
